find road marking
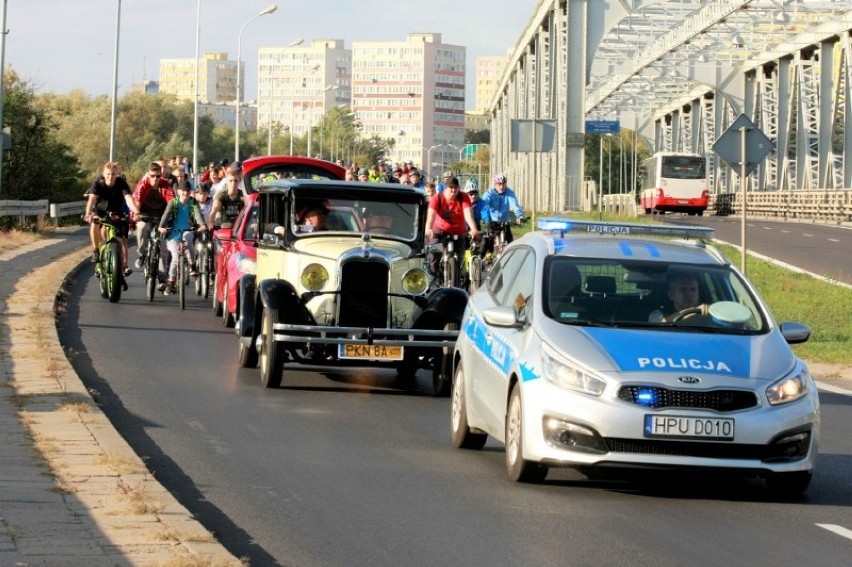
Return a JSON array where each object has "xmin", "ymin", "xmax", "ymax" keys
[
  {"xmin": 781, "ymin": 230, "xmax": 791, "ymax": 233},
  {"xmin": 816, "ymin": 524, "xmax": 852, "ymax": 541},
  {"xmin": 803, "ymin": 233, "xmax": 813, "ymax": 237},
  {"xmin": 816, "ymin": 381, "xmax": 852, "ymax": 396},
  {"xmin": 828, "ymin": 238, "xmax": 839, "ymax": 243}
]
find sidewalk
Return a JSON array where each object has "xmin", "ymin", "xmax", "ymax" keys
[{"xmin": 0, "ymin": 228, "xmax": 241, "ymax": 566}]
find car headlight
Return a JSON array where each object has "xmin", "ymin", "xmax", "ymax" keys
[
  {"xmin": 401, "ymin": 268, "xmax": 429, "ymax": 295},
  {"xmin": 301, "ymin": 263, "xmax": 329, "ymax": 291},
  {"xmin": 541, "ymin": 343, "xmax": 606, "ymax": 396},
  {"xmin": 236, "ymin": 255, "xmax": 256, "ymax": 276},
  {"xmin": 766, "ymin": 367, "xmax": 811, "ymax": 406}
]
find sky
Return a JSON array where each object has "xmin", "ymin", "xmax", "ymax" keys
[{"xmin": 5, "ymin": 0, "xmax": 540, "ymax": 109}]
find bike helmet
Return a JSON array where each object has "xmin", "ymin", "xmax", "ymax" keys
[
  {"xmin": 492, "ymin": 173, "xmax": 506, "ymax": 184},
  {"xmin": 442, "ymin": 171, "xmax": 453, "ymax": 179},
  {"xmin": 463, "ymin": 178, "xmax": 479, "ymax": 194}
]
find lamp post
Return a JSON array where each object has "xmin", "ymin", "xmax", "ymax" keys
[
  {"xmin": 0, "ymin": 0, "xmax": 8, "ymax": 198},
  {"xmin": 192, "ymin": 0, "xmax": 200, "ymax": 185},
  {"xmin": 108, "ymin": 0, "xmax": 122, "ymax": 163},
  {"xmin": 234, "ymin": 3, "xmax": 277, "ymax": 162}
]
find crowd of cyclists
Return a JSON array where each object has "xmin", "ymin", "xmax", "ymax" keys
[{"xmin": 84, "ymin": 155, "xmax": 525, "ymax": 297}]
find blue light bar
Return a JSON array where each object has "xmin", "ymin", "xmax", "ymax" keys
[{"xmin": 536, "ymin": 218, "xmax": 714, "ymax": 239}]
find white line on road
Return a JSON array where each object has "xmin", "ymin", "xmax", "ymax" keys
[
  {"xmin": 816, "ymin": 381, "xmax": 852, "ymax": 396},
  {"xmin": 781, "ymin": 230, "xmax": 791, "ymax": 233},
  {"xmin": 828, "ymin": 238, "xmax": 840, "ymax": 243},
  {"xmin": 803, "ymin": 233, "xmax": 813, "ymax": 237},
  {"xmin": 815, "ymin": 524, "xmax": 852, "ymax": 542}
]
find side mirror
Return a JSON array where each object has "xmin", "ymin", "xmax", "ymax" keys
[
  {"xmin": 483, "ymin": 305, "xmax": 522, "ymax": 328},
  {"xmin": 780, "ymin": 321, "xmax": 811, "ymax": 345},
  {"xmin": 214, "ymin": 227, "xmax": 233, "ymax": 241}
]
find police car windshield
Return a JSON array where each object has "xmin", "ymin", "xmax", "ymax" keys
[{"xmin": 543, "ymin": 258, "xmax": 767, "ymax": 333}]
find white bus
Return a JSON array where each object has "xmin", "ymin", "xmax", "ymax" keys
[{"xmin": 641, "ymin": 152, "xmax": 709, "ymax": 216}]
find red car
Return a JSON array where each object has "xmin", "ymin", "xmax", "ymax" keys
[{"xmin": 212, "ymin": 156, "xmax": 346, "ymax": 326}]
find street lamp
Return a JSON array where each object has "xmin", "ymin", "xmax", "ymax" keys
[
  {"xmin": 192, "ymin": 0, "xmax": 200, "ymax": 185},
  {"xmin": 109, "ymin": 0, "xmax": 122, "ymax": 163},
  {"xmin": 235, "ymin": 3, "xmax": 278, "ymax": 162},
  {"xmin": 267, "ymin": 37, "xmax": 304, "ymax": 155}
]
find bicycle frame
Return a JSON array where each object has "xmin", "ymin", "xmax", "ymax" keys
[{"xmin": 93, "ymin": 213, "xmax": 126, "ymax": 303}]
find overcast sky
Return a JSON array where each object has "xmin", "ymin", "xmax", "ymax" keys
[{"xmin": 6, "ymin": 0, "xmax": 539, "ymax": 108}]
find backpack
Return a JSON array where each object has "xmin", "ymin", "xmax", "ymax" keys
[{"xmin": 170, "ymin": 197, "xmax": 197, "ymax": 225}]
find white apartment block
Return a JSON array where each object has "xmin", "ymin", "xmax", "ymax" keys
[
  {"xmin": 351, "ymin": 33, "xmax": 465, "ymax": 173},
  {"xmin": 258, "ymin": 39, "xmax": 351, "ymax": 154},
  {"xmin": 158, "ymin": 52, "xmax": 238, "ymax": 104},
  {"xmin": 475, "ymin": 55, "xmax": 507, "ymax": 113}
]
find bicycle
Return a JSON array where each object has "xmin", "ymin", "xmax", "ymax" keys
[
  {"xmin": 92, "ymin": 213, "xmax": 127, "ymax": 303},
  {"xmin": 194, "ymin": 231, "xmax": 213, "ymax": 299},
  {"xmin": 142, "ymin": 227, "xmax": 163, "ymax": 303},
  {"xmin": 466, "ymin": 234, "xmax": 487, "ymax": 293},
  {"xmin": 170, "ymin": 228, "xmax": 198, "ymax": 311},
  {"xmin": 432, "ymin": 232, "xmax": 467, "ymax": 289}
]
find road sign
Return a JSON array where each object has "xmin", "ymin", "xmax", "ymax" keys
[
  {"xmin": 585, "ymin": 120, "xmax": 620, "ymax": 134},
  {"xmin": 510, "ymin": 119, "xmax": 557, "ymax": 152},
  {"xmin": 712, "ymin": 114, "xmax": 773, "ymax": 177}
]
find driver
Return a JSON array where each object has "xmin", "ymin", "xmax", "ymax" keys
[{"xmin": 650, "ymin": 272, "xmax": 710, "ymax": 322}]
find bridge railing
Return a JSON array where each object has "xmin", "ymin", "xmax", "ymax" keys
[
  {"xmin": 709, "ymin": 190, "xmax": 852, "ymax": 222},
  {"xmin": 0, "ymin": 199, "xmax": 86, "ymax": 227}
]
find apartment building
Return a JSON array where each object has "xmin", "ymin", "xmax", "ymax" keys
[
  {"xmin": 351, "ymin": 33, "xmax": 465, "ymax": 173},
  {"xmin": 474, "ymin": 55, "xmax": 508, "ymax": 113},
  {"xmin": 257, "ymin": 39, "xmax": 351, "ymax": 155},
  {"xmin": 158, "ymin": 52, "xmax": 238, "ymax": 103}
]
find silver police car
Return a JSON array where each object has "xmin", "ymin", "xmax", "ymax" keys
[{"xmin": 451, "ymin": 219, "xmax": 819, "ymax": 498}]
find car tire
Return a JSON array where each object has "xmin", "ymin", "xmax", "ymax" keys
[
  {"xmin": 212, "ymin": 273, "xmax": 223, "ymax": 316},
  {"xmin": 222, "ymin": 283, "xmax": 234, "ymax": 328},
  {"xmin": 238, "ymin": 335, "xmax": 259, "ymax": 369},
  {"xmin": 765, "ymin": 471, "xmax": 812, "ymax": 500},
  {"xmin": 259, "ymin": 308, "xmax": 284, "ymax": 389},
  {"xmin": 451, "ymin": 362, "xmax": 487, "ymax": 450},
  {"xmin": 505, "ymin": 384, "xmax": 548, "ymax": 483},
  {"xmin": 432, "ymin": 322, "xmax": 457, "ymax": 397}
]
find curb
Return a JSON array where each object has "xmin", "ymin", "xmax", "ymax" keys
[{"xmin": 3, "ymin": 242, "xmax": 242, "ymax": 566}]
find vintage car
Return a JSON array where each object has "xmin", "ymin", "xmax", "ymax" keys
[
  {"xmin": 211, "ymin": 156, "xmax": 345, "ymax": 326},
  {"xmin": 236, "ymin": 179, "xmax": 467, "ymax": 395},
  {"xmin": 451, "ymin": 218, "xmax": 819, "ymax": 498}
]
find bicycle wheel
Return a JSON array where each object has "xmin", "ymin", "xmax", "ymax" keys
[
  {"xmin": 469, "ymin": 256, "xmax": 483, "ymax": 292},
  {"xmin": 145, "ymin": 247, "xmax": 158, "ymax": 302},
  {"xmin": 201, "ymin": 247, "xmax": 211, "ymax": 299},
  {"xmin": 178, "ymin": 252, "xmax": 186, "ymax": 310},
  {"xmin": 97, "ymin": 248, "xmax": 108, "ymax": 299},
  {"xmin": 444, "ymin": 255, "xmax": 458, "ymax": 289},
  {"xmin": 106, "ymin": 241, "xmax": 122, "ymax": 303},
  {"xmin": 194, "ymin": 247, "xmax": 203, "ymax": 296}
]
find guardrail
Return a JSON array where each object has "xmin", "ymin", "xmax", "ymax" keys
[
  {"xmin": 709, "ymin": 190, "xmax": 852, "ymax": 223},
  {"xmin": 0, "ymin": 199, "xmax": 86, "ymax": 226}
]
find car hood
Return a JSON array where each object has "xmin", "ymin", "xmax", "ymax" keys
[
  {"xmin": 293, "ymin": 236, "xmax": 413, "ymax": 262},
  {"xmin": 536, "ymin": 319, "xmax": 797, "ymax": 381}
]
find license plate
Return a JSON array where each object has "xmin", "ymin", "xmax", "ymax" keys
[
  {"xmin": 644, "ymin": 415, "xmax": 734, "ymax": 441},
  {"xmin": 338, "ymin": 344, "xmax": 403, "ymax": 361}
]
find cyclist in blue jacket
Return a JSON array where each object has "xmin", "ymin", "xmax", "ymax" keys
[{"xmin": 480, "ymin": 173, "xmax": 525, "ymax": 254}]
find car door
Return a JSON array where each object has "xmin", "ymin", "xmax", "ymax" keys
[{"xmin": 470, "ymin": 248, "xmax": 533, "ymax": 435}]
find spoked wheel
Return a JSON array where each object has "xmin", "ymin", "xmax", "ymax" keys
[
  {"xmin": 469, "ymin": 256, "xmax": 483, "ymax": 292},
  {"xmin": 178, "ymin": 255, "xmax": 186, "ymax": 310},
  {"xmin": 212, "ymin": 273, "xmax": 223, "ymax": 316},
  {"xmin": 200, "ymin": 250, "xmax": 211, "ymax": 299},
  {"xmin": 432, "ymin": 322, "xmax": 457, "ymax": 397},
  {"xmin": 505, "ymin": 384, "xmax": 548, "ymax": 483},
  {"xmin": 105, "ymin": 241, "xmax": 122, "ymax": 303},
  {"xmin": 145, "ymin": 250, "xmax": 158, "ymax": 302},
  {"xmin": 259, "ymin": 308, "xmax": 284, "ymax": 388},
  {"xmin": 451, "ymin": 362, "xmax": 487, "ymax": 449}
]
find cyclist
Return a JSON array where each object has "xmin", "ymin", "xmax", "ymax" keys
[
  {"xmin": 158, "ymin": 180, "xmax": 208, "ymax": 295},
  {"xmin": 84, "ymin": 162, "xmax": 140, "ymax": 276},
  {"xmin": 425, "ymin": 177, "xmax": 480, "ymax": 283},
  {"xmin": 436, "ymin": 171, "xmax": 453, "ymax": 193},
  {"xmin": 463, "ymin": 178, "xmax": 485, "ymax": 231},
  {"xmin": 133, "ymin": 161, "xmax": 176, "ymax": 270},
  {"xmin": 480, "ymin": 173, "xmax": 525, "ymax": 257},
  {"xmin": 208, "ymin": 163, "xmax": 245, "ymax": 228}
]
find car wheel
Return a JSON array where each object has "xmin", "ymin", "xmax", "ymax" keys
[
  {"xmin": 222, "ymin": 283, "xmax": 234, "ymax": 328},
  {"xmin": 259, "ymin": 308, "xmax": 284, "ymax": 388},
  {"xmin": 238, "ymin": 335, "xmax": 259, "ymax": 369},
  {"xmin": 505, "ymin": 384, "xmax": 548, "ymax": 483},
  {"xmin": 765, "ymin": 471, "xmax": 812, "ymax": 500},
  {"xmin": 212, "ymin": 273, "xmax": 223, "ymax": 316},
  {"xmin": 451, "ymin": 361, "xmax": 487, "ymax": 450},
  {"xmin": 432, "ymin": 322, "xmax": 457, "ymax": 397}
]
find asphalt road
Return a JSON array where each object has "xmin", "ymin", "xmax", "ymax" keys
[
  {"xmin": 665, "ymin": 215, "xmax": 852, "ymax": 285},
  {"xmin": 58, "ymin": 257, "xmax": 852, "ymax": 567}
]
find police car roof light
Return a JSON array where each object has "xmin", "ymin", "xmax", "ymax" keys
[{"xmin": 536, "ymin": 218, "xmax": 715, "ymax": 240}]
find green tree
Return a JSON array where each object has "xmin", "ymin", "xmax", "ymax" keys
[{"xmin": 2, "ymin": 69, "xmax": 83, "ymax": 202}]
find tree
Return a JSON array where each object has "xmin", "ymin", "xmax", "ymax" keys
[{"xmin": 2, "ymin": 69, "xmax": 83, "ymax": 202}]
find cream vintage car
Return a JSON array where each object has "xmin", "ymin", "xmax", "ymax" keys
[{"xmin": 235, "ymin": 179, "xmax": 467, "ymax": 395}]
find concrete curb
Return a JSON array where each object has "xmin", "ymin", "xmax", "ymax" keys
[{"xmin": 1, "ymin": 242, "xmax": 242, "ymax": 566}]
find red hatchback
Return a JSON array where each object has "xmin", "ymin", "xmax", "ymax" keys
[{"xmin": 212, "ymin": 156, "xmax": 346, "ymax": 326}]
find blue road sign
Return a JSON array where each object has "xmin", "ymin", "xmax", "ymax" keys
[{"xmin": 585, "ymin": 120, "xmax": 620, "ymax": 134}]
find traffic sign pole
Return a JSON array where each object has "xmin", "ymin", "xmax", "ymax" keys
[{"xmin": 740, "ymin": 126, "xmax": 748, "ymax": 275}]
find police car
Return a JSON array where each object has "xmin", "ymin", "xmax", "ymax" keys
[{"xmin": 450, "ymin": 218, "xmax": 819, "ymax": 498}]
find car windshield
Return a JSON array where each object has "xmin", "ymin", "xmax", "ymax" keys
[
  {"xmin": 543, "ymin": 257, "xmax": 767, "ymax": 333},
  {"xmin": 290, "ymin": 194, "xmax": 421, "ymax": 241},
  {"xmin": 246, "ymin": 163, "xmax": 342, "ymax": 193}
]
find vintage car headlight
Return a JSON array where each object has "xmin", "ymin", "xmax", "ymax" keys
[
  {"xmin": 401, "ymin": 268, "xmax": 429, "ymax": 295},
  {"xmin": 236, "ymin": 255, "xmax": 256, "ymax": 276},
  {"xmin": 766, "ymin": 367, "xmax": 811, "ymax": 406},
  {"xmin": 301, "ymin": 263, "xmax": 329, "ymax": 291},
  {"xmin": 541, "ymin": 343, "xmax": 606, "ymax": 396}
]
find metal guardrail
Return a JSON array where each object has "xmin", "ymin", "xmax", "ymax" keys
[
  {"xmin": 0, "ymin": 199, "xmax": 86, "ymax": 226},
  {"xmin": 708, "ymin": 190, "xmax": 852, "ymax": 223}
]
